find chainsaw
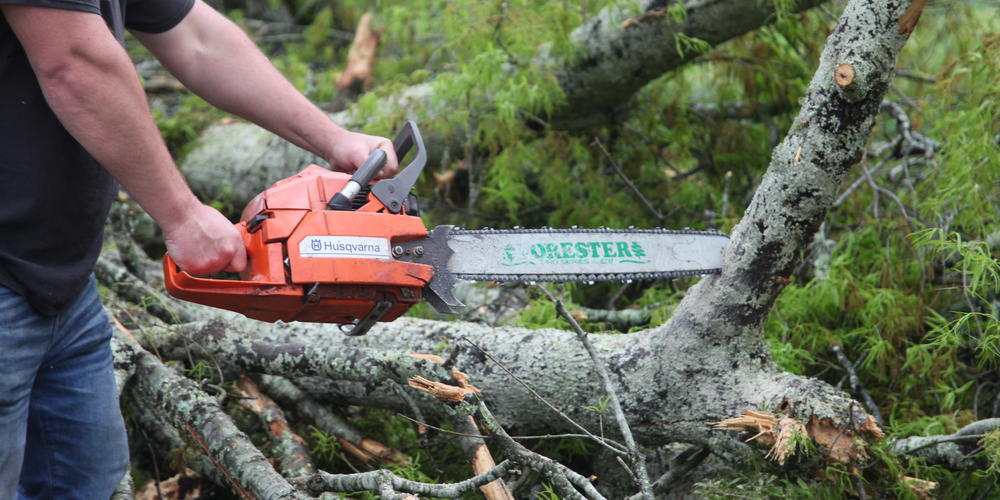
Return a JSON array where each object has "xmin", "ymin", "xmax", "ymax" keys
[{"xmin": 164, "ymin": 121, "xmax": 729, "ymax": 335}]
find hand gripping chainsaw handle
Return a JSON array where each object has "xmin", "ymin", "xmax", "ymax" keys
[
  {"xmin": 328, "ymin": 121, "xmax": 427, "ymax": 211},
  {"xmin": 163, "ymin": 223, "xmax": 286, "ymax": 316}
]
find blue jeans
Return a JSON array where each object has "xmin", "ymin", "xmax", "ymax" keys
[{"xmin": 0, "ymin": 277, "xmax": 128, "ymax": 500}]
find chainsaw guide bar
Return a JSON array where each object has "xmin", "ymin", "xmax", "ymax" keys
[{"xmin": 164, "ymin": 121, "xmax": 729, "ymax": 335}]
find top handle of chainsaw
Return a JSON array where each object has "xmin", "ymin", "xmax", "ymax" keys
[
  {"xmin": 370, "ymin": 120, "xmax": 427, "ymax": 214},
  {"xmin": 327, "ymin": 149, "xmax": 388, "ymax": 210}
]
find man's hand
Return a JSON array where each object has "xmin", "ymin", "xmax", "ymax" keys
[
  {"xmin": 163, "ymin": 204, "xmax": 247, "ymax": 275},
  {"xmin": 328, "ymin": 130, "xmax": 399, "ymax": 177},
  {"xmin": 133, "ymin": 0, "xmax": 399, "ymax": 179}
]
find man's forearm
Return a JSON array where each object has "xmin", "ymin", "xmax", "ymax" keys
[
  {"xmin": 4, "ymin": 6, "xmax": 198, "ymax": 232},
  {"xmin": 4, "ymin": 4, "xmax": 245, "ymax": 275},
  {"xmin": 132, "ymin": 1, "xmax": 345, "ymax": 162}
]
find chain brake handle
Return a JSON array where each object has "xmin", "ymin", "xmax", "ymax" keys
[{"xmin": 370, "ymin": 120, "xmax": 427, "ymax": 213}]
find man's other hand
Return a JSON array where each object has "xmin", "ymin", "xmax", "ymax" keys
[
  {"xmin": 327, "ymin": 131, "xmax": 399, "ymax": 178},
  {"xmin": 164, "ymin": 204, "xmax": 247, "ymax": 275}
]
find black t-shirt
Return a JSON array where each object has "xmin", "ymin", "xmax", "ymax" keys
[{"xmin": 0, "ymin": 0, "xmax": 194, "ymax": 314}]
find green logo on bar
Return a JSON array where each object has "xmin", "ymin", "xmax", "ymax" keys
[{"xmin": 502, "ymin": 241, "xmax": 651, "ymax": 266}]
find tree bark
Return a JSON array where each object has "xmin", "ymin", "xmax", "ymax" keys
[{"xmin": 551, "ymin": 0, "xmax": 826, "ymax": 128}]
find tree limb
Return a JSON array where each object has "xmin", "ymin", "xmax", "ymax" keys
[
  {"xmin": 539, "ymin": 284, "xmax": 653, "ymax": 498},
  {"xmin": 302, "ymin": 461, "xmax": 517, "ymax": 498},
  {"xmin": 115, "ymin": 328, "xmax": 309, "ymax": 499}
]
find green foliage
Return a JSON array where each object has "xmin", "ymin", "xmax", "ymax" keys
[
  {"xmin": 308, "ymin": 426, "xmax": 342, "ymax": 465},
  {"xmin": 694, "ymin": 465, "xmax": 852, "ymax": 500},
  {"xmin": 535, "ymin": 483, "xmax": 561, "ymax": 500},
  {"xmin": 184, "ymin": 359, "xmax": 215, "ymax": 381},
  {"xmin": 693, "ymin": 435, "xmax": 997, "ymax": 500},
  {"xmin": 300, "ymin": 6, "xmax": 335, "ymax": 62},
  {"xmin": 581, "ymin": 395, "xmax": 610, "ymax": 415},
  {"xmin": 674, "ymin": 32, "xmax": 712, "ymax": 58},
  {"xmin": 515, "ymin": 294, "xmax": 570, "ymax": 330},
  {"xmin": 666, "ymin": 2, "xmax": 687, "ymax": 24},
  {"xmin": 914, "ymin": 229, "xmax": 999, "ymax": 301},
  {"xmin": 383, "ymin": 454, "xmax": 436, "ymax": 484},
  {"xmin": 986, "ymin": 429, "xmax": 1000, "ymax": 475},
  {"xmin": 152, "ymin": 96, "xmax": 224, "ymax": 160}
]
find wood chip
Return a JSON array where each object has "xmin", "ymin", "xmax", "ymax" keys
[
  {"xmin": 408, "ymin": 376, "xmax": 480, "ymax": 402},
  {"xmin": 341, "ymin": 437, "xmax": 409, "ymax": 464},
  {"xmin": 620, "ymin": 7, "xmax": 665, "ymax": 29},
  {"xmin": 410, "ymin": 351, "xmax": 446, "ymax": 364},
  {"xmin": 902, "ymin": 475, "xmax": 937, "ymax": 500},
  {"xmin": 136, "ymin": 470, "xmax": 201, "ymax": 500}
]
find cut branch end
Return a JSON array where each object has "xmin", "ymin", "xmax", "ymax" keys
[{"xmin": 835, "ymin": 63, "xmax": 856, "ymax": 88}]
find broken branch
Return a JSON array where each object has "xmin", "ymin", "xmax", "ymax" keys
[
  {"xmin": 539, "ymin": 284, "xmax": 653, "ymax": 497},
  {"xmin": 831, "ymin": 344, "xmax": 884, "ymax": 425},
  {"xmin": 303, "ymin": 461, "xmax": 517, "ymax": 498}
]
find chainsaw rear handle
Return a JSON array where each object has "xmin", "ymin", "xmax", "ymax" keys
[
  {"xmin": 163, "ymin": 251, "xmax": 269, "ymax": 300},
  {"xmin": 163, "ymin": 224, "xmax": 274, "ymax": 292}
]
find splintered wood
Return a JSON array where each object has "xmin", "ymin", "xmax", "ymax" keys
[
  {"xmin": 768, "ymin": 416, "xmax": 808, "ymax": 465},
  {"xmin": 715, "ymin": 410, "xmax": 778, "ymax": 445},
  {"xmin": 407, "ymin": 351, "xmax": 480, "ymax": 402},
  {"xmin": 715, "ymin": 410, "xmax": 885, "ymax": 464},
  {"xmin": 408, "ymin": 376, "xmax": 480, "ymax": 402},
  {"xmin": 340, "ymin": 438, "xmax": 409, "ymax": 464},
  {"xmin": 859, "ymin": 414, "xmax": 885, "ymax": 439},
  {"xmin": 335, "ymin": 12, "xmax": 378, "ymax": 91},
  {"xmin": 406, "ymin": 355, "xmax": 510, "ymax": 499}
]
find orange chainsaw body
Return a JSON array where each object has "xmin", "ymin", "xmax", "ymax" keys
[{"xmin": 163, "ymin": 165, "xmax": 433, "ymax": 324}]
